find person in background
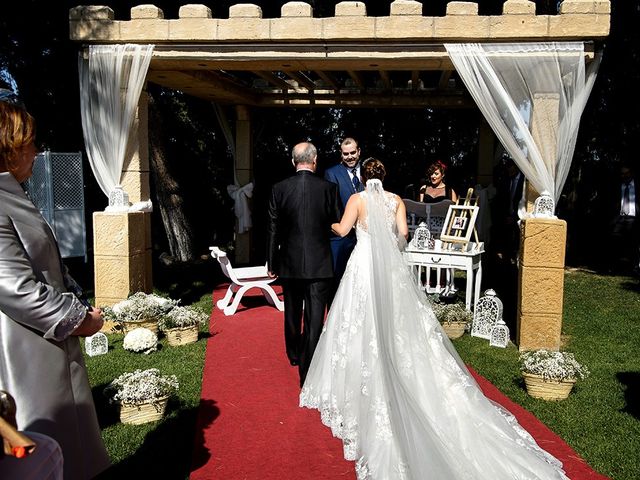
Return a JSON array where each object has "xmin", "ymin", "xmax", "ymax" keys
[
  {"xmin": 418, "ymin": 159, "xmax": 458, "ymax": 203},
  {"xmin": 606, "ymin": 162, "xmax": 640, "ymax": 274},
  {"xmin": 492, "ymin": 158, "xmax": 524, "ymax": 265},
  {"xmin": 267, "ymin": 141, "xmax": 340, "ymax": 387},
  {"xmin": 324, "ymin": 137, "xmax": 365, "ymax": 300},
  {"xmin": 0, "ymin": 95, "xmax": 110, "ymax": 480}
]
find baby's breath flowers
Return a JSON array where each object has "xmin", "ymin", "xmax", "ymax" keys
[
  {"xmin": 519, "ymin": 349, "xmax": 590, "ymax": 382},
  {"xmin": 105, "ymin": 368, "xmax": 179, "ymax": 405},
  {"xmin": 157, "ymin": 305, "xmax": 208, "ymax": 331},
  {"xmin": 104, "ymin": 292, "xmax": 178, "ymax": 324},
  {"xmin": 431, "ymin": 301, "xmax": 473, "ymax": 325}
]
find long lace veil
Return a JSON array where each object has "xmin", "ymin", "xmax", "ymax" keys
[{"xmin": 365, "ymin": 178, "xmax": 471, "ymax": 478}]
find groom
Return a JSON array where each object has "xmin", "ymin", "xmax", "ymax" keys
[
  {"xmin": 267, "ymin": 142, "xmax": 340, "ymax": 387},
  {"xmin": 324, "ymin": 137, "xmax": 365, "ymax": 301}
]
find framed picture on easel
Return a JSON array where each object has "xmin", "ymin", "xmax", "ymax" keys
[{"xmin": 440, "ymin": 204, "xmax": 479, "ymax": 244}]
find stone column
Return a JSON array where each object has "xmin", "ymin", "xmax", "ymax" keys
[
  {"xmin": 234, "ymin": 105, "xmax": 253, "ymax": 264},
  {"xmin": 517, "ymin": 218, "xmax": 567, "ymax": 350},
  {"xmin": 517, "ymin": 92, "xmax": 564, "ymax": 350},
  {"xmin": 93, "ymin": 89, "xmax": 152, "ymax": 306},
  {"xmin": 93, "ymin": 211, "xmax": 152, "ymax": 307}
]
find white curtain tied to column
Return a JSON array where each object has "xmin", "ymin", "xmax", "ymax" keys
[
  {"xmin": 79, "ymin": 44, "xmax": 154, "ymax": 212},
  {"xmin": 213, "ymin": 103, "xmax": 254, "ymax": 234},
  {"xmin": 446, "ymin": 43, "xmax": 600, "ymax": 215}
]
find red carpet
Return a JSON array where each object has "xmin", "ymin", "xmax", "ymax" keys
[{"xmin": 190, "ymin": 284, "xmax": 608, "ymax": 480}]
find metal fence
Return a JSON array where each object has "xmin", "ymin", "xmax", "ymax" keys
[{"xmin": 24, "ymin": 151, "xmax": 87, "ymax": 260}]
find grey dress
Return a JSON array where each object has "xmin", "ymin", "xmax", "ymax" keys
[{"xmin": 0, "ymin": 172, "xmax": 110, "ymax": 479}]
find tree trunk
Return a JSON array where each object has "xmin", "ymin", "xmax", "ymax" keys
[{"xmin": 148, "ymin": 94, "xmax": 195, "ymax": 262}]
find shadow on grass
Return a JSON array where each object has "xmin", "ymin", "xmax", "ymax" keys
[
  {"xmin": 616, "ymin": 372, "xmax": 640, "ymax": 420},
  {"xmin": 154, "ymin": 257, "xmax": 225, "ymax": 305},
  {"xmin": 94, "ymin": 398, "xmax": 220, "ymax": 480}
]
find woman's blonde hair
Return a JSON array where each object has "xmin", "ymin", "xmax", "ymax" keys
[
  {"xmin": 0, "ymin": 101, "xmax": 36, "ymax": 174},
  {"xmin": 361, "ymin": 157, "xmax": 386, "ymax": 183}
]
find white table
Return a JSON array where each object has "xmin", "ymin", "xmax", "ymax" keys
[{"xmin": 404, "ymin": 245, "xmax": 484, "ymax": 311}]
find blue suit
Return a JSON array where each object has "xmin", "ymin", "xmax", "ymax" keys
[{"xmin": 324, "ymin": 162, "xmax": 364, "ymax": 284}]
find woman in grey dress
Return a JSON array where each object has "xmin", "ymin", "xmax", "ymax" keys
[{"xmin": 0, "ymin": 95, "xmax": 110, "ymax": 479}]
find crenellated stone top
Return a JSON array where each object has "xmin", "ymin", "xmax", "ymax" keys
[{"xmin": 69, "ymin": 0, "xmax": 611, "ymax": 43}]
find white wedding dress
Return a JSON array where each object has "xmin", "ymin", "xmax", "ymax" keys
[{"xmin": 300, "ymin": 179, "xmax": 568, "ymax": 480}]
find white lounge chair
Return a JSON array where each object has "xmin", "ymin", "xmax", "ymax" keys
[{"xmin": 209, "ymin": 246, "xmax": 285, "ymax": 316}]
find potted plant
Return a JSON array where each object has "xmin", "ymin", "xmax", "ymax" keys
[
  {"xmin": 431, "ymin": 300, "xmax": 473, "ymax": 339},
  {"xmin": 158, "ymin": 306, "xmax": 208, "ymax": 346},
  {"xmin": 519, "ymin": 349, "xmax": 590, "ymax": 401},
  {"xmin": 105, "ymin": 368, "xmax": 179, "ymax": 425},
  {"xmin": 104, "ymin": 292, "xmax": 178, "ymax": 334}
]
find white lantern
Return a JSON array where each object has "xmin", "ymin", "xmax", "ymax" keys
[
  {"xmin": 471, "ymin": 289, "xmax": 503, "ymax": 340},
  {"xmin": 85, "ymin": 332, "xmax": 109, "ymax": 357},
  {"xmin": 533, "ymin": 193, "xmax": 555, "ymax": 218},
  {"xmin": 108, "ymin": 185, "xmax": 130, "ymax": 211},
  {"xmin": 489, "ymin": 319, "xmax": 509, "ymax": 348},
  {"xmin": 409, "ymin": 222, "xmax": 433, "ymax": 250}
]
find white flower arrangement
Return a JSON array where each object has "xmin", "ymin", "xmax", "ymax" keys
[
  {"xmin": 157, "ymin": 305, "xmax": 209, "ymax": 332},
  {"xmin": 431, "ymin": 301, "xmax": 473, "ymax": 325},
  {"xmin": 519, "ymin": 349, "xmax": 590, "ymax": 382},
  {"xmin": 104, "ymin": 292, "xmax": 178, "ymax": 324},
  {"xmin": 122, "ymin": 328, "xmax": 158, "ymax": 354},
  {"xmin": 105, "ymin": 368, "xmax": 179, "ymax": 405}
]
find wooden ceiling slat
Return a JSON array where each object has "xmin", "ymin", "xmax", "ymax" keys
[
  {"xmin": 284, "ymin": 71, "xmax": 316, "ymax": 90},
  {"xmin": 315, "ymin": 71, "xmax": 340, "ymax": 90},
  {"xmin": 254, "ymin": 71, "xmax": 292, "ymax": 90},
  {"xmin": 347, "ymin": 70, "xmax": 366, "ymax": 91}
]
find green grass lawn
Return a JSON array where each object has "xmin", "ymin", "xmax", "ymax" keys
[{"xmin": 87, "ymin": 270, "xmax": 640, "ymax": 480}]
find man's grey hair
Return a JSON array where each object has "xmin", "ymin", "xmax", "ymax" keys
[{"xmin": 292, "ymin": 142, "xmax": 317, "ymax": 165}]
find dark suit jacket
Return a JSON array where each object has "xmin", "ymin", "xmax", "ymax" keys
[
  {"xmin": 267, "ymin": 170, "xmax": 340, "ymax": 279},
  {"xmin": 324, "ymin": 162, "xmax": 361, "ymax": 212},
  {"xmin": 324, "ymin": 163, "xmax": 363, "ymax": 273}
]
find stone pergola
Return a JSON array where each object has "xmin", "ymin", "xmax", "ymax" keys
[{"xmin": 69, "ymin": 0, "xmax": 611, "ymax": 350}]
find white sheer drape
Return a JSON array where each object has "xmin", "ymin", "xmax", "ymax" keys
[
  {"xmin": 213, "ymin": 103, "xmax": 254, "ymax": 233},
  {"xmin": 79, "ymin": 44, "xmax": 154, "ymax": 209},
  {"xmin": 446, "ymin": 43, "xmax": 600, "ymax": 213}
]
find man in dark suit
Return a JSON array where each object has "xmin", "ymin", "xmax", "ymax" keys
[
  {"xmin": 492, "ymin": 158, "xmax": 525, "ymax": 265},
  {"xmin": 267, "ymin": 142, "xmax": 340, "ymax": 387},
  {"xmin": 324, "ymin": 137, "xmax": 365, "ymax": 299},
  {"xmin": 606, "ymin": 163, "xmax": 640, "ymax": 273}
]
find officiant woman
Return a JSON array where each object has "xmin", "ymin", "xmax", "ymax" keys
[{"xmin": 0, "ymin": 94, "xmax": 110, "ymax": 479}]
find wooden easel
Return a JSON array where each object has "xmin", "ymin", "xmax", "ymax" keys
[{"xmin": 440, "ymin": 188, "xmax": 480, "ymax": 251}]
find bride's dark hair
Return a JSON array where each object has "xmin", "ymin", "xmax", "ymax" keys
[{"xmin": 361, "ymin": 158, "xmax": 386, "ymax": 183}]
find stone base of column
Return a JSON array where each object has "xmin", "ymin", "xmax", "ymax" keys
[
  {"xmin": 516, "ymin": 218, "xmax": 566, "ymax": 351},
  {"xmin": 93, "ymin": 211, "xmax": 152, "ymax": 307},
  {"xmin": 517, "ymin": 311, "xmax": 563, "ymax": 351}
]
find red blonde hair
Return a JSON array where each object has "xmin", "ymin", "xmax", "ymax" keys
[{"xmin": 427, "ymin": 160, "xmax": 447, "ymax": 176}]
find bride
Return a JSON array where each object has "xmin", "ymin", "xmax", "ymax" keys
[{"xmin": 300, "ymin": 158, "xmax": 568, "ymax": 479}]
